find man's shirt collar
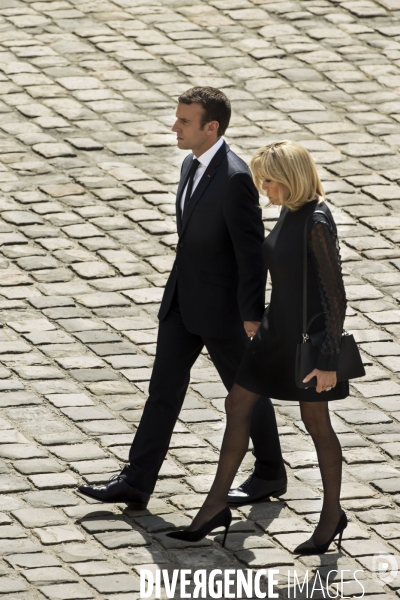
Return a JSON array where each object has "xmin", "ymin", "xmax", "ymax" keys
[{"xmin": 194, "ymin": 137, "xmax": 224, "ymax": 168}]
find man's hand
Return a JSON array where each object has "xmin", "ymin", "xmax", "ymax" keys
[
  {"xmin": 244, "ymin": 321, "xmax": 261, "ymax": 338},
  {"xmin": 303, "ymin": 369, "xmax": 337, "ymax": 393}
]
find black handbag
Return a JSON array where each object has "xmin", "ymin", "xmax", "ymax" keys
[{"xmin": 295, "ymin": 209, "xmax": 365, "ymax": 389}]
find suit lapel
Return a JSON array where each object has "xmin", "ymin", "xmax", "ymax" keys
[
  {"xmin": 181, "ymin": 141, "xmax": 229, "ymax": 235},
  {"xmin": 175, "ymin": 156, "xmax": 193, "ymax": 236}
]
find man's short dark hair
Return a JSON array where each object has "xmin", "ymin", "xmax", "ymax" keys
[{"xmin": 178, "ymin": 87, "xmax": 231, "ymax": 136}]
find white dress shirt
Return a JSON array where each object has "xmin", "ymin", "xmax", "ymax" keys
[{"xmin": 180, "ymin": 137, "xmax": 224, "ymax": 215}]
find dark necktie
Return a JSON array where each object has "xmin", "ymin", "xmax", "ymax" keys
[{"xmin": 182, "ymin": 158, "xmax": 200, "ymax": 216}]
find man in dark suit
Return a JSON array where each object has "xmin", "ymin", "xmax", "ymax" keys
[{"xmin": 79, "ymin": 87, "xmax": 286, "ymax": 508}]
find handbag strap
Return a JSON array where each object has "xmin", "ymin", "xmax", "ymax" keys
[{"xmin": 302, "ymin": 207, "xmax": 333, "ymax": 340}]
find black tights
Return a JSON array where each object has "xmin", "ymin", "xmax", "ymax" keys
[
  {"xmin": 189, "ymin": 385, "xmax": 342, "ymax": 545},
  {"xmin": 300, "ymin": 400, "xmax": 342, "ymax": 544}
]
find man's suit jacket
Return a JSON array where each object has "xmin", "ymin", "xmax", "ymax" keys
[{"xmin": 158, "ymin": 140, "xmax": 267, "ymax": 339}]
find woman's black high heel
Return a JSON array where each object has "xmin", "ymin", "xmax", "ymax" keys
[
  {"xmin": 166, "ymin": 507, "xmax": 232, "ymax": 547},
  {"xmin": 294, "ymin": 511, "xmax": 348, "ymax": 555}
]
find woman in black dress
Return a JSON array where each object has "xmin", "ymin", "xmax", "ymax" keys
[{"xmin": 167, "ymin": 141, "xmax": 349, "ymax": 554}]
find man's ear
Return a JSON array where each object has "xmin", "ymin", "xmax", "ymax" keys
[{"xmin": 206, "ymin": 120, "xmax": 220, "ymax": 136}]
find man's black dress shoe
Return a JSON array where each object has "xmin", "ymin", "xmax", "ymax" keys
[
  {"xmin": 78, "ymin": 475, "xmax": 150, "ymax": 509},
  {"xmin": 227, "ymin": 471, "xmax": 287, "ymax": 506}
]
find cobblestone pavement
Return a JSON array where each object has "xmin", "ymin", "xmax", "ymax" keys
[{"xmin": 3, "ymin": 0, "xmax": 400, "ymax": 598}]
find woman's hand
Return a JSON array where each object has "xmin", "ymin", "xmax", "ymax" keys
[
  {"xmin": 244, "ymin": 321, "xmax": 261, "ymax": 338},
  {"xmin": 303, "ymin": 369, "xmax": 337, "ymax": 393}
]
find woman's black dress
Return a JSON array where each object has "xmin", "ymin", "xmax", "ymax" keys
[{"xmin": 235, "ymin": 199, "xmax": 349, "ymax": 402}]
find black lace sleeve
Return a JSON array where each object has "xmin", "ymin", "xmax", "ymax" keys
[{"xmin": 309, "ymin": 216, "xmax": 347, "ymax": 371}]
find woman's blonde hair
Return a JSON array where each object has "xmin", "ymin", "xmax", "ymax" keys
[{"xmin": 250, "ymin": 140, "xmax": 325, "ymax": 211}]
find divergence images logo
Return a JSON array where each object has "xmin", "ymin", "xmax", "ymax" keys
[{"xmin": 372, "ymin": 553, "xmax": 398, "ymax": 586}]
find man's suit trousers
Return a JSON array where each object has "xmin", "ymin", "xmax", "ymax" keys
[{"xmin": 121, "ymin": 294, "xmax": 285, "ymax": 494}]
